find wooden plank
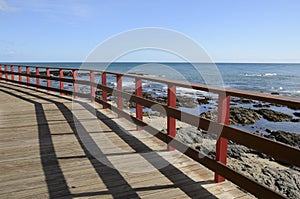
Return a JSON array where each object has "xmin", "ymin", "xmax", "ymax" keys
[{"xmin": 0, "ymin": 81, "xmax": 255, "ymax": 199}]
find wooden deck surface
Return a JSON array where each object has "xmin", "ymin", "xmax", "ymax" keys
[{"xmin": 0, "ymin": 81, "xmax": 254, "ymax": 199}]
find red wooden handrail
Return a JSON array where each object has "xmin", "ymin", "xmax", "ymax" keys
[{"xmin": 1, "ymin": 64, "xmax": 299, "ymax": 198}]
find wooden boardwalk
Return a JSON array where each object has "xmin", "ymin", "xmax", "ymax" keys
[{"xmin": 0, "ymin": 81, "xmax": 254, "ymax": 199}]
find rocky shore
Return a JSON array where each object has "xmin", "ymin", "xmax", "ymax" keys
[{"xmin": 175, "ymin": 126, "xmax": 300, "ymax": 198}]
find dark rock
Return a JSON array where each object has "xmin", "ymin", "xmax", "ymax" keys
[
  {"xmin": 264, "ymin": 130, "xmax": 300, "ymax": 148},
  {"xmin": 227, "ymin": 143, "xmax": 254, "ymax": 160},
  {"xmin": 231, "ymin": 98, "xmax": 254, "ymax": 104},
  {"xmin": 291, "ymin": 118, "xmax": 300, "ymax": 122},
  {"xmin": 266, "ymin": 128, "xmax": 272, "ymax": 133},
  {"xmin": 293, "ymin": 112, "xmax": 300, "ymax": 117},
  {"xmin": 197, "ymin": 97, "xmax": 209, "ymax": 105},
  {"xmin": 200, "ymin": 107, "xmax": 261, "ymax": 125},
  {"xmin": 288, "ymin": 106, "xmax": 300, "ymax": 110},
  {"xmin": 255, "ymin": 109, "xmax": 293, "ymax": 122},
  {"xmin": 271, "ymin": 92, "xmax": 280, "ymax": 95},
  {"xmin": 253, "ymin": 103, "xmax": 270, "ymax": 108},
  {"xmin": 230, "ymin": 107, "xmax": 261, "ymax": 125}
]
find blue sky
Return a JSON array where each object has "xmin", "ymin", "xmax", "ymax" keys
[{"xmin": 0, "ymin": 0, "xmax": 299, "ymax": 62}]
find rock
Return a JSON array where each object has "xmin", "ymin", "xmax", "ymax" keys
[
  {"xmin": 197, "ymin": 97, "xmax": 210, "ymax": 105},
  {"xmin": 177, "ymin": 96, "xmax": 197, "ymax": 108},
  {"xmin": 200, "ymin": 109, "xmax": 217, "ymax": 121},
  {"xmin": 262, "ymin": 166, "xmax": 300, "ymax": 198},
  {"xmin": 255, "ymin": 109, "xmax": 293, "ymax": 122},
  {"xmin": 264, "ymin": 130, "xmax": 300, "ymax": 148},
  {"xmin": 231, "ymin": 98, "xmax": 254, "ymax": 104},
  {"xmin": 293, "ymin": 112, "xmax": 300, "ymax": 117},
  {"xmin": 291, "ymin": 118, "xmax": 300, "ymax": 122},
  {"xmin": 200, "ymin": 107, "xmax": 261, "ymax": 125},
  {"xmin": 288, "ymin": 106, "xmax": 300, "ymax": 110},
  {"xmin": 253, "ymin": 103, "xmax": 270, "ymax": 108},
  {"xmin": 227, "ymin": 142, "xmax": 255, "ymax": 160},
  {"xmin": 271, "ymin": 92, "xmax": 280, "ymax": 95},
  {"xmin": 230, "ymin": 107, "xmax": 261, "ymax": 125}
]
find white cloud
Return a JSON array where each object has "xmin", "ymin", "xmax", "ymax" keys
[{"xmin": 0, "ymin": 0, "xmax": 17, "ymax": 12}]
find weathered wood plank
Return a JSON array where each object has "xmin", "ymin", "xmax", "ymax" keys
[{"xmin": 0, "ymin": 81, "xmax": 253, "ymax": 199}]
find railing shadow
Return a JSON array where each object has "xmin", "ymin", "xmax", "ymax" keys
[
  {"xmin": 0, "ymin": 82, "xmax": 217, "ymax": 198},
  {"xmin": 81, "ymin": 102, "xmax": 217, "ymax": 198},
  {"xmin": 0, "ymin": 87, "xmax": 72, "ymax": 198}
]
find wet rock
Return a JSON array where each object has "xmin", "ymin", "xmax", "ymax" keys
[
  {"xmin": 50, "ymin": 70, "xmax": 73, "ymax": 77},
  {"xmin": 293, "ymin": 112, "xmax": 300, "ymax": 117},
  {"xmin": 288, "ymin": 106, "xmax": 300, "ymax": 110},
  {"xmin": 291, "ymin": 118, "xmax": 300, "ymax": 122},
  {"xmin": 230, "ymin": 107, "xmax": 261, "ymax": 125},
  {"xmin": 200, "ymin": 109, "xmax": 217, "ymax": 121},
  {"xmin": 253, "ymin": 103, "xmax": 270, "ymax": 108},
  {"xmin": 255, "ymin": 109, "xmax": 293, "ymax": 122},
  {"xmin": 200, "ymin": 107, "xmax": 261, "ymax": 126},
  {"xmin": 264, "ymin": 130, "xmax": 300, "ymax": 148},
  {"xmin": 271, "ymin": 92, "xmax": 280, "ymax": 95},
  {"xmin": 197, "ymin": 97, "xmax": 210, "ymax": 105}
]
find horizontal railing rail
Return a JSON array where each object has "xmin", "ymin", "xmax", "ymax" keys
[{"xmin": 1, "ymin": 63, "xmax": 299, "ymax": 199}]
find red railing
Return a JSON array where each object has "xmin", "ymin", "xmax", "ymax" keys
[{"xmin": 1, "ymin": 64, "xmax": 300, "ymax": 198}]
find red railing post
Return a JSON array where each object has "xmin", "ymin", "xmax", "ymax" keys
[
  {"xmin": 90, "ymin": 71, "xmax": 95, "ymax": 102},
  {"xmin": 102, "ymin": 72, "xmax": 107, "ymax": 109},
  {"xmin": 18, "ymin": 66, "xmax": 22, "ymax": 82},
  {"xmin": 4, "ymin": 65, "xmax": 8, "ymax": 80},
  {"xmin": 135, "ymin": 78, "xmax": 143, "ymax": 131},
  {"xmin": 116, "ymin": 74, "xmax": 123, "ymax": 118},
  {"xmin": 0, "ymin": 64, "xmax": 2, "ymax": 78},
  {"xmin": 167, "ymin": 84, "xmax": 176, "ymax": 151},
  {"xmin": 73, "ymin": 69, "xmax": 78, "ymax": 99},
  {"xmin": 26, "ymin": 66, "xmax": 30, "ymax": 85},
  {"xmin": 46, "ymin": 68, "xmax": 50, "ymax": 92},
  {"xmin": 36, "ymin": 67, "xmax": 40, "ymax": 87},
  {"xmin": 11, "ymin": 65, "xmax": 14, "ymax": 80},
  {"xmin": 214, "ymin": 93, "xmax": 231, "ymax": 183},
  {"xmin": 59, "ymin": 69, "xmax": 64, "ymax": 95}
]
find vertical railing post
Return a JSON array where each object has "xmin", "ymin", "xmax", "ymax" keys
[
  {"xmin": 26, "ymin": 66, "xmax": 30, "ymax": 85},
  {"xmin": 73, "ymin": 69, "xmax": 78, "ymax": 99},
  {"xmin": 46, "ymin": 68, "xmax": 50, "ymax": 92},
  {"xmin": 167, "ymin": 84, "xmax": 176, "ymax": 151},
  {"xmin": 18, "ymin": 66, "xmax": 22, "ymax": 82},
  {"xmin": 5, "ymin": 65, "xmax": 8, "ymax": 80},
  {"xmin": 90, "ymin": 71, "xmax": 95, "ymax": 102},
  {"xmin": 102, "ymin": 72, "xmax": 107, "ymax": 109},
  {"xmin": 59, "ymin": 69, "xmax": 64, "ymax": 95},
  {"xmin": 116, "ymin": 74, "xmax": 123, "ymax": 118},
  {"xmin": 0, "ymin": 64, "xmax": 2, "ymax": 78},
  {"xmin": 135, "ymin": 78, "xmax": 143, "ymax": 131},
  {"xmin": 214, "ymin": 93, "xmax": 230, "ymax": 183},
  {"xmin": 10, "ymin": 65, "xmax": 14, "ymax": 80},
  {"xmin": 36, "ymin": 67, "xmax": 40, "ymax": 87}
]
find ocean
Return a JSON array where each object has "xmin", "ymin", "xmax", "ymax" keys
[{"xmin": 10, "ymin": 62, "xmax": 300, "ymax": 98}]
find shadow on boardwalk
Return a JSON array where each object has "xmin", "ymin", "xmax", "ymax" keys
[{"xmin": 0, "ymin": 82, "xmax": 216, "ymax": 199}]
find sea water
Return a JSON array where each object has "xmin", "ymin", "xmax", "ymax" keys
[{"xmin": 11, "ymin": 62, "xmax": 300, "ymax": 98}]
